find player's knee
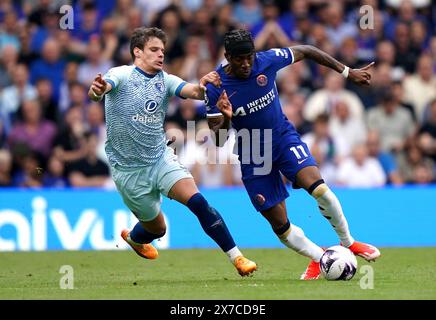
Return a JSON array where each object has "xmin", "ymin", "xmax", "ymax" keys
[
  {"xmin": 273, "ymin": 219, "xmax": 291, "ymax": 236},
  {"xmin": 187, "ymin": 192, "xmax": 208, "ymax": 211},
  {"xmin": 187, "ymin": 193, "xmax": 223, "ymax": 226},
  {"xmin": 308, "ymin": 179, "xmax": 328, "ymax": 198}
]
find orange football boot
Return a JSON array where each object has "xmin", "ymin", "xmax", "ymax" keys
[
  {"xmin": 121, "ymin": 229, "xmax": 158, "ymax": 259},
  {"xmin": 233, "ymin": 256, "xmax": 257, "ymax": 276},
  {"xmin": 346, "ymin": 241, "xmax": 381, "ymax": 262},
  {"xmin": 300, "ymin": 260, "xmax": 321, "ymax": 280}
]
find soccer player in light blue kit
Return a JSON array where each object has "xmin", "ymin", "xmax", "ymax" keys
[
  {"xmin": 206, "ymin": 30, "xmax": 381, "ymax": 280},
  {"xmin": 88, "ymin": 27, "xmax": 256, "ymax": 276}
]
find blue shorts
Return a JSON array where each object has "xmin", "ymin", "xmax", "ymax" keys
[{"xmin": 241, "ymin": 134, "xmax": 317, "ymax": 212}]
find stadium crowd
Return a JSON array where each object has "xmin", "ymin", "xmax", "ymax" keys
[{"xmin": 0, "ymin": 0, "xmax": 436, "ymax": 189}]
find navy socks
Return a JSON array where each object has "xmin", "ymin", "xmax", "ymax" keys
[{"xmin": 186, "ymin": 193, "xmax": 236, "ymax": 252}]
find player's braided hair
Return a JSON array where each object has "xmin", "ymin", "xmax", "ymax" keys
[
  {"xmin": 224, "ymin": 29, "xmax": 255, "ymax": 56},
  {"xmin": 130, "ymin": 27, "xmax": 167, "ymax": 60}
]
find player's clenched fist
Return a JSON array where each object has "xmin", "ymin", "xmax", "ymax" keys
[
  {"xmin": 199, "ymin": 71, "xmax": 221, "ymax": 91},
  {"xmin": 349, "ymin": 62, "xmax": 374, "ymax": 86},
  {"xmin": 216, "ymin": 90, "xmax": 233, "ymax": 120}
]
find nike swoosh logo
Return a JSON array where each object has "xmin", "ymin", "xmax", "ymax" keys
[{"xmin": 297, "ymin": 159, "xmax": 308, "ymax": 165}]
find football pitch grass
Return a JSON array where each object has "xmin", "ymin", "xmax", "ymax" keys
[{"xmin": 1, "ymin": 248, "xmax": 435, "ymax": 300}]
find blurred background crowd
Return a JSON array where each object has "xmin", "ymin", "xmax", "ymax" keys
[{"xmin": 0, "ymin": 0, "xmax": 436, "ymax": 189}]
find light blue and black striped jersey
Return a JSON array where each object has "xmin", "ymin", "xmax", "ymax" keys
[{"xmin": 103, "ymin": 65, "xmax": 186, "ymax": 167}]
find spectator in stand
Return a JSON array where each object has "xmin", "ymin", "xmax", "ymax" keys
[
  {"xmin": 336, "ymin": 144, "xmax": 386, "ymax": 187},
  {"xmin": 251, "ymin": 0, "xmax": 291, "ymax": 51},
  {"xmin": 86, "ymin": 102, "xmax": 107, "ymax": 164},
  {"xmin": 174, "ymin": 35, "xmax": 206, "ymax": 82},
  {"xmin": 324, "ymin": 2, "xmax": 358, "ymax": 49},
  {"xmin": 303, "ymin": 71, "xmax": 365, "ymax": 122},
  {"xmin": 27, "ymin": 0, "xmax": 53, "ymax": 27},
  {"xmin": 59, "ymin": 62, "xmax": 79, "ymax": 114},
  {"xmin": 99, "ymin": 17, "xmax": 121, "ymax": 64},
  {"xmin": 397, "ymin": 142, "xmax": 434, "ymax": 184},
  {"xmin": 367, "ymin": 88, "xmax": 416, "ymax": 153},
  {"xmin": 417, "ymin": 99, "xmax": 436, "ymax": 161},
  {"xmin": 277, "ymin": 0, "xmax": 310, "ymax": 41},
  {"xmin": 213, "ymin": 3, "xmax": 238, "ymax": 55},
  {"xmin": 393, "ymin": 22, "xmax": 419, "ymax": 73},
  {"xmin": 375, "ymin": 40, "xmax": 396, "ymax": 67},
  {"xmin": 410, "ymin": 20, "xmax": 429, "ymax": 53},
  {"xmin": 186, "ymin": 8, "xmax": 217, "ymax": 59},
  {"xmin": 391, "ymin": 80, "xmax": 416, "ymax": 121},
  {"xmin": 52, "ymin": 106, "xmax": 87, "ymax": 164},
  {"xmin": 0, "ymin": 64, "xmax": 38, "ymax": 133},
  {"xmin": 29, "ymin": 7, "xmax": 60, "ymax": 54},
  {"xmin": 329, "ymin": 100, "xmax": 367, "ymax": 157},
  {"xmin": 110, "ymin": 0, "xmax": 133, "ymax": 34},
  {"xmin": 12, "ymin": 151, "xmax": 43, "ymax": 188},
  {"xmin": 67, "ymin": 82, "xmax": 88, "ymax": 111},
  {"xmin": 153, "ymin": 6, "xmax": 186, "ymax": 64},
  {"xmin": 7, "ymin": 99, "xmax": 57, "ymax": 160},
  {"xmin": 302, "ymin": 114, "xmax": 348, "ymax": 165},
  {"xmin": 366, "ymin": 130, "xmax": 404, "ymax": 185},
  {"xmin": 281, "ymin": 92, "xmax": 312, "ymax": 136},
  {"xmin": 72, "ymin": 2, "xmax": 101, "ymax": 43},
  {"xmin": 0, "ymin": 116, "xmax": 6, "ymax": 148},
  {"xmin": 0, "ymin": 9, "xmax": 20, "ymax": 52},
  {"xmin": 77, "ymin": 35, "xmax": 114, "ymax": 87},
  {"xmin": 0, "ymin": 149, "xmax": 12, "ymax": 186},
  {"xmin": 0, "ymin": 44, "xmax": 18, "ymax": 88},
  {"xmin": 385, "ymin": 0, "xmax": 429, "ymax": 40},
  {"xmin": 337, "ymin": 37, "xmax": 361, "ymax": 70},
  {"xmin": 42, "ymin": 154, "xmax": 68, "ymax": 187},
  {"xmin": 68, "ymin": 132, "xmax": 110, "ymax": 188},
  {"xmin": 233, "ymin": 0, "xmax": 262, "ymax": 29},
  {"xmin": 35, "ymin": 78, "xmax": 58, "ymax": 122},
  {"xmin": 29, "ymin": 38, "xmax": 66, "ymax": 103},
  {"xmin": 412, "ymin": 163, "xmax": 434, "ymax": 184},
  {"xmin": 403, "ymin": 54, "xmax": 436, "ymax": 123},
  {"xmin": 309, "ymin": 142, "xmax": 337, "ymax": 187}
]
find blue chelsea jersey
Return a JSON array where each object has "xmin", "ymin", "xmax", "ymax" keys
[{"xmin": 205, "ymin": 48, "xmax": 298, "ymax": 149}]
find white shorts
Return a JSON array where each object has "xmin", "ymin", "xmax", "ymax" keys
[{"xmin": 111, "ymin": 147, "xmax": 192, "ymax": 221}]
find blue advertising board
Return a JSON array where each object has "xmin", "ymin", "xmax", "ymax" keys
[{"xmin": 0, "ymin": 186, "xmax": 435, "ymax": 251}]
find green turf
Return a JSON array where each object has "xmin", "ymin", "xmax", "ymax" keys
[{"xmin": 0, "ymin": 248, "xmax": 435, "ymax": 299}]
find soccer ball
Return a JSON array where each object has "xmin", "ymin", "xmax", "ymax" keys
[{"xmin": 320, "ymin": 245, "xmax": 358, "ymax": 281}]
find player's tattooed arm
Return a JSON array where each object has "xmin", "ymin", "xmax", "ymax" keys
[
  {"xmin": 207, "ymin": 115, "xmax": 231, "ymax": 147},
  {"xmin": 290, "ymin": 45, "xmax": 374, "ymax": 85}
]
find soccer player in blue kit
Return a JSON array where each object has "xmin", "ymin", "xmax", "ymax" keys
[{"xmin": 205, "ymin": 30, "xmax": 381, "ymax": 280}]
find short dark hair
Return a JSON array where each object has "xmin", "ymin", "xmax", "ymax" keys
[
  {"xmin": 130, "ymin": 27, "xmax": 167, "ymax": 60},
  {"xmin": 224, "ymin": 29, "xmax": 255, "ymax": 56}
]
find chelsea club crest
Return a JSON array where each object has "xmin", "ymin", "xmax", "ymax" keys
[{"xmin": 256, "ymin": 74, "xmax": 268, "ymax": 86}]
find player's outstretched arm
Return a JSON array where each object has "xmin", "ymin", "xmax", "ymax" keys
[
  {"xmin": 180, "ymin": 71, "xmax": 221, "ymax": 100},
  {"xmin": 88, "ymin": 73, "xmax": 112, "ymax": 101},
  {"xmin": 290, "ymin": 45, "xmax": 374, "ymax": 85}
]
